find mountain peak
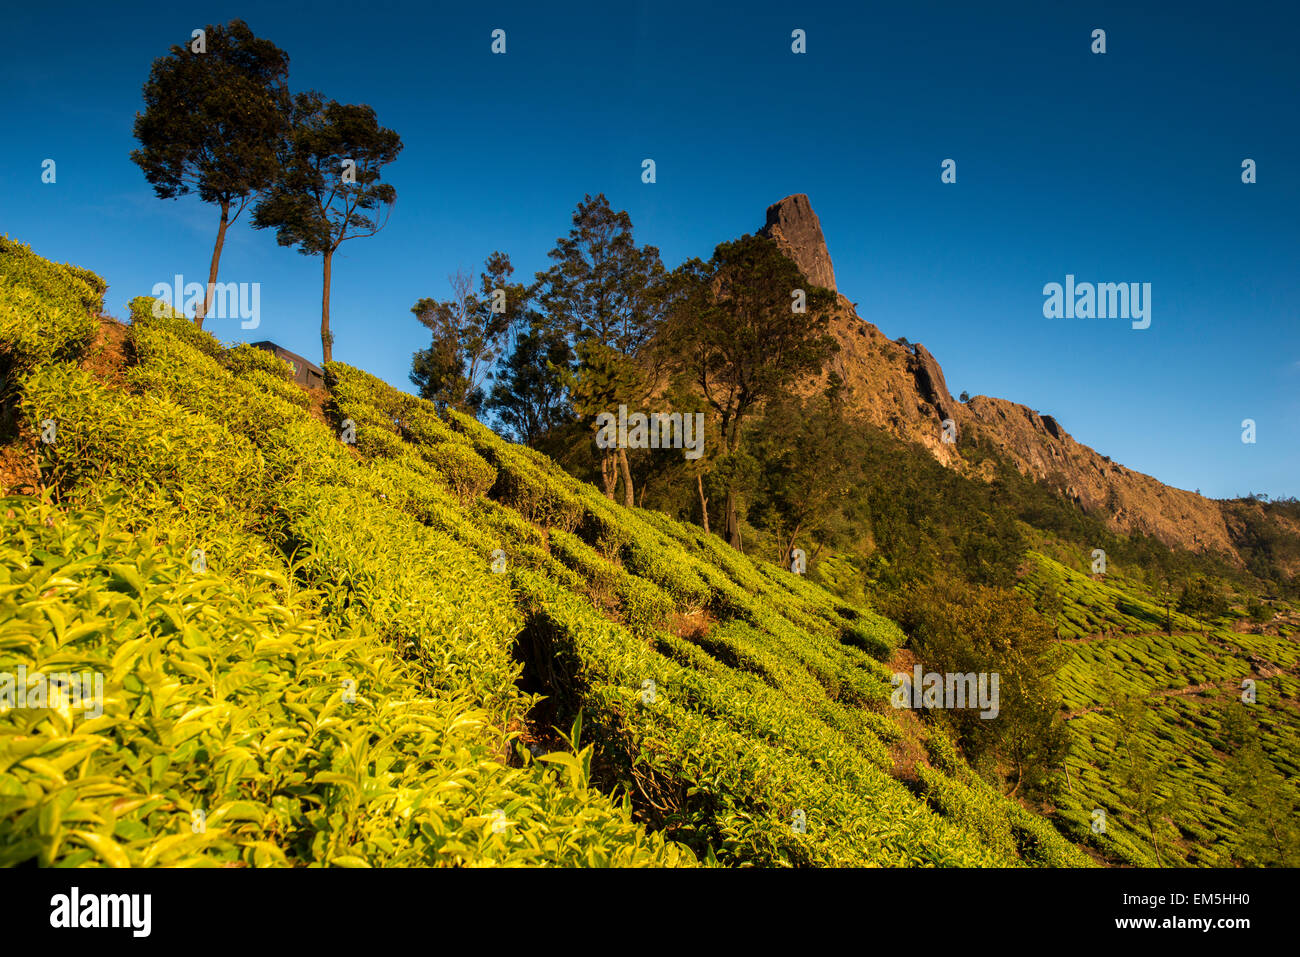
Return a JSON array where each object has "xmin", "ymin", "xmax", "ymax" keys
[{"xmin": 759, "ymin": 194, "xmax": 837, "ymax": 292}]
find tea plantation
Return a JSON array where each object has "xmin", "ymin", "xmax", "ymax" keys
[
  {"xmin": 3, "ymin": 236, "xmax": 1293, "ymax": 867},
  {"xmin": 1018, "ymin": 552, "xmax": 1300, "ymax": 866}
]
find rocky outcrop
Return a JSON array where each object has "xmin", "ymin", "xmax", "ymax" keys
[
  {"xmin": 760, "ymin": 193, "xmax": 1242, "ymax": 561},
  {"xmin": 955, "ymin": 395, "xmax": 1235, "ymax": 555},
  {"xmin": 759, "ymin": 194, "xmax": 837, "ymax": 292},
  {"xmin": 909, "ymin": 343, "xmax": 955, "ymax": 425},
  {"xmin": 816, "ymin": 301, "xmax": 963, "ymax": 467}
]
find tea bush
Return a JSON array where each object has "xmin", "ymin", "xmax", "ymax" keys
[
  {"xmin": 0, "ymin": 236, "xmax": 105, "ymax": 317},
  {"xmin": 222, "ymin": 342, "xmax": 294, "ymax": 382},
  {"xmin": 0, "ymin": 495, "xmax": 691, "ymax": 867},
  {"xmin": 0, "ymin": 238, "xmax": 104, "ymax": 383},
  {"xmin": 422, "ymin": 442, "xmax": 496, "ymax": 505}
]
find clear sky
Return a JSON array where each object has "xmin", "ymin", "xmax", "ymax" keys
[{"xmin": 2, "ymin": 1, "xmax": 1296, "ymax": 499}]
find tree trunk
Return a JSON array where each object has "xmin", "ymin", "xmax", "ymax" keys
[
  {"xmin": 618, "ymin": 447, "xmax": 634, "ymax": 508},
  {"xmin": 197, "ymin": 201, "xmax": 231, "ymax": 330},
  {"xmin": 780, "ymin": 523, "xmax": 803, "ymax": 570},
  {"xmin": 697, "ymin": 473, "xmax": 709, "ymax": 535},
  {"xmin": 321, "ymin": 248, "xmax": 334, "ymax": 364},
  {"xmin": 1146, "ymin": 813, "xmax": 1163, "ymax": 866},
  {"xmin": 600, "ymin": 450, "xmax": 618, "ymax": 500},
  {"xmin": 724, "ymin": 489, "xmax": 741, "ymax": 550},
  {"xmin": 721, "ymin": 416, "xmax": 743, "ymax": 547}
]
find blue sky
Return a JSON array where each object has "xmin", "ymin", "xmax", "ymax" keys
[{"xmin": 1, "ymin": 1, "xmax": 1296, "ymax": 499}]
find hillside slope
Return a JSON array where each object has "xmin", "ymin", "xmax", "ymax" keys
[
  {"xmin": 0, "ymin": 236, "xmax": 1090, "ymax": 867},
  {"xmin": 1019, "ymin": 551, "xmax": 1299, "ymax": 866}
]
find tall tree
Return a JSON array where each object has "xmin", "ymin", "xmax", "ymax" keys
[
  {"xmin": 253, "ymin": 91, "xmax": 402, "ymax": 363},
  {"xmin": 883, "ymin": 579, "xmax": 1069, "ymax": 800},
  {"xmin": 563, "ymin": 339, "xmax": 649, "ymax": 505},
  {"xmin": 130, "ymin": 19, "xmax": 290, "ymax": 329},
  {"xmin": 535, "ymin": 194, "xmax": 666, "ymax": 353},
  {"xmin": 659, "ymin": 234, "xmax": 837, "ymax": 547},
  {"xmin": 534, "ymin": 194, "xmax": 667, "ymax": 504},
  {"xmin": 1219, "ymin": 706, "xmax": 1300, "ymax": 866},
  {"xmin": 749, "ymin": 376, "xmax": 863, "ymax": 568},
  {"xmin": 487, "ymin": 319, "xmax": 573, "ymax": 447},
  {"xmin": 1176, "ymin": 575, "xmax": 1229, "ymax": 633},
  {"xmin": 1103, "ymin": 688, "xmax": 1184, "ymax": 865},
  {"xmin": 410, "ymin": 252, "xmax": 525, "ymax": 413}
]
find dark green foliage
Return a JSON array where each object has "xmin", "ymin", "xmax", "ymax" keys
[
  {"xmin": 881, "ymin": 579, "xmax": 1069, "ymax": 799},
  {"xmin": 530, "ymin": 194, "xmax": 668, "ymax": 505},
  {"xmin": 130, "ymin": 19, "xmax": 290, "ymax": 327},
  {"xmin": 1176, "ymin": 576, "xmax": 1231, "ymax": 629},
  {"xmin": 656, "ymin": 234, "xmax": 838, "ymax": 546},
  {"xmin": 253, "ymin": 91, "xmax": 402, "ymax": 362},
  {"xmin": 130, "ymin": 20, "xmax": 288, "ymax": 210},
  {"xmin": 534, "ymin": 193, "xmax": 667, "ymax": 356},
  {"xmin": 486, "ymin": 320, "xmax": 573, "ymax": 446},
  {"xmin": 747, "ymin": 380, "xmax": 863, "ymax": 568},
  {"xmin": 410, "ymin": 252, "xmax": 526, "ymax": 413}
]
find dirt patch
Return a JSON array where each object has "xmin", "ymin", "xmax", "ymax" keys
[
  {"xmin": 881, "ymin": 648, "xmax": 934, "ymax": 782},
  {"xmin": 888, "ymin": 706, "xmax": 931, "ymax": 783},
  {"xmin": 303, "ymin": 385, "xmax": 331, "ymax": 429},
  {"xmin": 671, "ymin": 607, "xmax": 713, "ymax": 640},
  {"xmin": 81, "ymin": 317, "xmax": 130, "ymax": 386},
  {"xmin": 0, "ymin": 434, "xmax": 39, "ymax": 496},
  {"xmin": 889, "ymin": 646, "xmax": 918, "ymax": 675},
  {"xmin": 1060, "ymin": 628, "xmax": 1184, "ymax": 645}
]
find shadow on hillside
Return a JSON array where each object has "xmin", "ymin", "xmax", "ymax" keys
[{"xmin": 511, "ymin": 611, "xmax": 579, "ymax": 757}]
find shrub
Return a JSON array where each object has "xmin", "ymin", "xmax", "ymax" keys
[
  {"xmin": 128, "ymin": 298, "xmax": 223, "ymax": 356},
  {"xmin": 222, "ymin": 343, "xmax": 294, "ymax": 382},
  {"xmin": 23, "ymin": 363, "xmax": 264, "ymax": 522},
  {"xmin": 0, "ymin": 280, "xmax": 98, "ymax": 382},
  {"xmin": 0, "ymin": 236, "xmax": 106, "ymax": 315},
  {"xmin": 423, "ymin": 442, "xmax": 496, "ymax": 505}
]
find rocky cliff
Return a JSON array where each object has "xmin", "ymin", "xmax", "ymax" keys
[
  {"xmin": 759, "ymin": 194, "xmax": 838, "ymax": 292},
  {"xmin": 758, "ymin": 194, "xmax": 1241, "ymax": 561}
]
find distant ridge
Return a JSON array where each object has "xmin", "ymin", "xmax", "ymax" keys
[{"xmin": 756, "ymin": 194, "xmax": 1242, "ymax": 562}]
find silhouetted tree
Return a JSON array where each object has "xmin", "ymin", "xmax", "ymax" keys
[
  {"xmin": 1176, "ymin": 576, "xmax": 1229, "ymax": 632},
  {"xmin": 130, "ymin": 20, "xmax": 290, "ymax": 328},
  {"xmin": 410, "ymin": 252, "xmax": 524, "ymax": 413},
  {"xmin": 533, "ymin": 194, "xmax": 667, "ymax": 504},
  {"xmin": 253, "ymin": 91, "xmax": 402, "ymax": 363},
  {"xmin": 487, "ymin": 320, "xmax": 573, "ymax": 447}
]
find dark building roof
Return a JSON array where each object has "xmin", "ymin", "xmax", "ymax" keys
[{"xmin": 249, "ymin": 341, "xmax": 325, "ymax": 390}]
